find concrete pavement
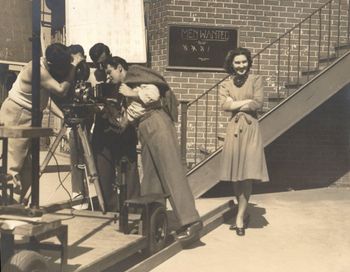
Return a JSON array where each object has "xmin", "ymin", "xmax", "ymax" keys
[
  {"xmin": 152, "ymin": 187, "xmax": 350, "ymax": 272},
  {"xmin": 34, "ymin": 152, "xmax": 350, "ymax": 272}
]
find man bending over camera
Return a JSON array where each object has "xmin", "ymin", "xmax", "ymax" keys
[
  {"xmin": 105, "ymin": 57, "xmax": 203, "ymax": 242},
  {"xmin": 0, "ymin": 43, "xmax": 83, "ymax": 203}
]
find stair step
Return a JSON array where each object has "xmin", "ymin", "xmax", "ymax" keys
[
  {"xmin": 284, "ymin": 82, "xmax": 303, "ymax": 89},
  {"xmin": 318, "ymin": 55, "xmax": 337, "ymax": 70},
  {"xmin": 267, "ymin": 100, "xmax": 282, "ymax": 109},
  {"xmin": 267, "ymin": 93, "xmax": 287, "ymax": 109},
  {"xmin": 281, "ymin": 88, "xmax": 298, "ymax": 96},
  {"xmin": 319, "ymin": 54, "xmax": 337, "ymax": 64},
  {"xmin": 268, "ymin": 93, "xmax": 286, "ymax": 102},
  {"xmin": 334, "ymin": 43, "xmax": 350, "ymax": 57},
  {"xmin": 301, "ymin": 69, "xmax": 321, "ymax": 76},
  {"xmin": 334, "ymin": 43, "xmax": 350, "ymax": 51},
  {"xmin": 299, "ymin": 69, "xmax": 321, "ymax": 84},
  {"xmin": 258, "ymin": 109, "xmax": 268, "ymax": 116}
]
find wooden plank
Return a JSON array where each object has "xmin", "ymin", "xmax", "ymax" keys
[
  {"xmin": 0, "ymin": 126, "xmax": 53, "ymax": 138},
  {"xmin": 35, "ymin": 197, "xmax": 234, "ymax": 271},
  {"xmin": 127, "ymin": 240, "xmax": 183, "ymax": 272},
  {"xmin": 0, "ymin": 215, "xmax": 61, "ymax": 237},
  {"xmin": 9, "ymin": 219, "xmax": 61, "ymax": 237},
  {"xmin": 39, "ymin": 211, "xmax": 145, "ymax": 272},
  {"xmin": 42, "ymin": 164, "xmax": 71, "ymax": 173},
  {"xmin": 76, "ymin": 237, "xmax": 147, "ymax": 272},
  {"xmin": 53, "ymin": 209, "xmax": 116, "ymax": 220},
  {"xmin": 126, "ymin": 199, "xmax": 235, "ymax": 272}
]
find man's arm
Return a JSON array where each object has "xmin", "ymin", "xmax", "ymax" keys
[
  {"xmin": 47, "ymin": 98, "xmax": 64, "ymax": 119},
  {"xmin": 119, "ymin": 83, "xmax": 160, "ymax": 122},
  {"xmin": 40, "ymin": 67, "xmax": 71, "ymax": 96}
]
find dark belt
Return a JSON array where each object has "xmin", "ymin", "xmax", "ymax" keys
[{"xmin": 232, "ymin": 111, "xmax": 256, "ymax": 137}]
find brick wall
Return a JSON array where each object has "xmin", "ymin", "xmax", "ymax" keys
[
  {"xmin": 146, "ymin": 0, "xmax": 350, "ymax": 170},
  {"xmin": 146, "ymin": 0, "xmax": 333, "ymax": 91},
  {"xmin": 147, "ymin": 0, "xmax": 349, "ymax": 105}
]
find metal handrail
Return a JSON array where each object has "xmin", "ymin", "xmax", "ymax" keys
[
  {"xmin": 188, "ymin": 0, "xmax": 335, "ymax": 107},
  {"xmin": 255, "ymin": 0, "xmax": 334, "ymax": 57}
]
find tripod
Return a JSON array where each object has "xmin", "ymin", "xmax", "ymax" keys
[{"xmin": 39, "ymin": 116, "xmax": 106, "ymax": 213}]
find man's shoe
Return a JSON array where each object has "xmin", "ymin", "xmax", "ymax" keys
[
  {"xmin": 177, "ymin": 221, "xmax": 203, "ymax": 244},
  {"xmin": 72, "ymin": 202, "xmax": 89, "ymax": 210},
  {"xmin": 72, "ymin": 193, "xmax": 89, "ymax": 210}
]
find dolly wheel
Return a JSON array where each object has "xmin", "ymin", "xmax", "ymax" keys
[
  {"xmin": 146, "ymin": 203, "xmax": 168, "ymax": 256},
  {"xmin": 3, "ymin": 250, "xmax": 49, "ymax": 272}
]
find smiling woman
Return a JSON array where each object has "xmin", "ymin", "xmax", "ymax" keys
[{"xmin": 219, "ymin": 47, "xmax": 269, "ymax": 236}]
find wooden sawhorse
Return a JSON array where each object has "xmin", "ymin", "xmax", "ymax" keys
[{"xmin": 0, "ymin": 215, "xmax": 68, "ymax": 272}]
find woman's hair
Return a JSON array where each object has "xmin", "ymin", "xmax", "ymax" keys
[
  {"xmin": 223, "ymin": 47, "xmax": 253, "ymax": 75},
  {"xmin": 104, "ymin": 56, "xmax": 128, "ymax": 71}
]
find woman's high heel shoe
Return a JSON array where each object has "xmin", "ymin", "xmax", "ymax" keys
[
  {"xmin": 177, "ymin": 221, "xmax": 203, "ymax": 244},
  {"xmin": 236, "ymin": 227, "xmax": 245, "ymax": 236},
  {"xmin": 229, "ymin": 214, "xmax": 250, "ymax": 231}
]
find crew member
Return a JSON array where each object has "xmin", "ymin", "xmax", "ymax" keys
[
  {"xmin": 89, "ymin": 43, "xmax": 140, "ymax": 211},
  {"xmin": 0, "ymin": 43, "xmax": 83, "ymax": 203},
  {"xmin": 105, "ymin": 57, "xmax": 203, "ymax": 241}
]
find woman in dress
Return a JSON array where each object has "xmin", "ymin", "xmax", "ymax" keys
[{"xmin": 219, "ymin": 47, "xmax": 269, "ymax": 236}]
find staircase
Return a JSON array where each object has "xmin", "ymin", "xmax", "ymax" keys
[{"xmin": 181, "ymin": 0, "xmax": 350, "ymax": 198}]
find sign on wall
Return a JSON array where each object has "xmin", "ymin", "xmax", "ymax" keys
[
  {"xmin": 0, "ymin": 0, "xmax": 32, "ymax": 64},
  {"xmin": 168, "ymin": 25, "xmax": 238, "ymax": 71},
  {"xmin": 66, "ymin": 0, "xmax": 146, "ymax": 63}
]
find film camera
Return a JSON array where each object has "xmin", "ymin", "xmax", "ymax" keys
[{"xmin": 51, "ymin": 61, "xmax": 126, "ymax": 126}]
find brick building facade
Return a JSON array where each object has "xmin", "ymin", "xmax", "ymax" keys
[
  {"xmin": 145, "ymin": 0, "xmax": 350, "ymax": 188},
  {"xmin": 146, "ymin": 0, "xmax": 330, "ymax": 98}
]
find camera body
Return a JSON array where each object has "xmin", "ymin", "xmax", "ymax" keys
[{"xmin": 52, "ymin": 61, "xmax": 126, "ymax": 126}]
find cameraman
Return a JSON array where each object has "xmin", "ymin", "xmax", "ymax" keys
[
  {"xmin": 89, "ymin": 43, "xmax": 140, "ymax": 211},
  {"xmin": 0, "ymin": 43, "xmax": 83, "ymax": 203}
]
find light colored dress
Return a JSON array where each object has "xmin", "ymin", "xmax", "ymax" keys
[{"xmin": 219, "ymin": 74, "xmax": 269, "ymax": 182}]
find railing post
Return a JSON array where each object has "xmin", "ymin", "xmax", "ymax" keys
[{"xmin": 180, "ymin": 100, "xmax": 188, "ymax": 168}]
